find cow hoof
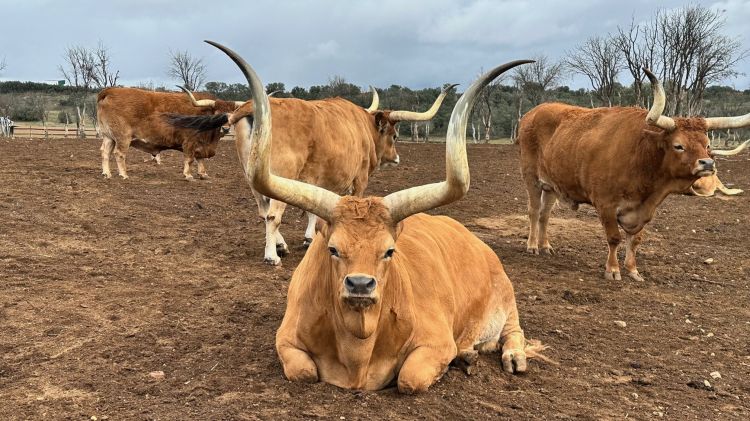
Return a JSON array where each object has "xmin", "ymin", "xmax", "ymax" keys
[
  {"xmin": 264, "ymin": 257, "xmax": 281, "ymax": 266},
  {"xmin": 276, "ymin": 243, "xmax": 289, "ymax": 257},
  {"xmin": 199, "ymin": 174, "xmax": 210, "ymax": 180},
  {"xmin": 102, "ymin": 172, "xmax": 112, "ymax": 179},
  {"xmin": 604, "ymin": 271, "xmax": 622, "ymax": 281},
  {"xmin": 185, "ymin": 175, "xmax": 195, "ymax": 181},
  {"xmin": 526, "ymin": 247, "xmax": 539, "ymax": 255},
  {"xmin": 119, "ymin": 174, "xmax": 129, "ymax": 180},
  {"xmin": 302, "ymin": 237, "xmax": 313, "ymax": 248},
  {"xmin": 627, "ymin": 271, "xmax": 645, "ymax": 282},
  {"xmin": 540, "ymin": 246, "xmax": 555, "ymax": 255},
  {"xmin": 501, "ymin": 349, "xmax": 528, "ymax": 374}
]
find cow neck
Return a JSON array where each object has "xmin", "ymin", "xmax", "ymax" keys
[
  {"xmin": 326, "ymin": 254, "xmax": 415, "ymax": 378},
  {"xmin": 621, "ymin": 133, "xmax": 698, "ymax": 225}
]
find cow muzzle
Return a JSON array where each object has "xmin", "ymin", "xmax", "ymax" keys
[
  {"xmin": 693, "ymin": 158, "xmax": 715, "ymax": 177},
  {"xmin": 342, "ymin": 274, "xmax": 378, "ymax": 309},
  {"xmin": 380, "ymin": 155, "xmax": 400, "ymax": 169}
]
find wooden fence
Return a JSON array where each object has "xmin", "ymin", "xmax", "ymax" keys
[{"xmin": 0, "ymin": 124, "xmax": 238, "ymax": 141}]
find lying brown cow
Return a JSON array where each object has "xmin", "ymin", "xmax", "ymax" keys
[
  {"xmin": 170, "ymin": 43, "xmax": 456, "ymax": 265},
  {"xmin": 97, "ymin": 88, "xmax": 243, "ymax": 180},
  {"xmin": 204, "ymin": 42, "xmax": 544, "ymax": 392},
  {"xmin": 687, "ymin": 140, "xmax": 749, "ymax": 196},
  {"xmin": 518, "ymin": 68, "xmax": 750, "ymax": 282}
]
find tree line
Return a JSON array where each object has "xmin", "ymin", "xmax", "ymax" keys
[{"xmin": 1, "ymin": 4, "xmax": 748, "ymax": 141}]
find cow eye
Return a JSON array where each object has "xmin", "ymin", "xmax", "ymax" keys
[
  {"xmin": 384, "ymin": 248, "xmax": 395, "ymax": 259},
  {"xmin": 673, "ymin": 144, "xmax": 685, "ymax": 151},
  {"xmin": 328, "ymin": 247, "xmax": 339, "ymax": 257}
]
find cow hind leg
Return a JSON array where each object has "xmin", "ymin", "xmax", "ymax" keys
[
  {"xmin": 537, "ymin": 189, "xmax": 558, "ymax": 254},
  {"xmin": 100, "ymin": 137, "xmax": 115, "ymax": 178},
  {"xmin": 197, "ymin": 158, "xmax": 209, "ymax": 179},
  {"xmin": 303, "ymin": 212, "xmax": 317, "ymax": 248},
  {"xmin": 182, "ymin": 154, "xmax": 195, "ymax": 181},
  {"xmin": 624, "ymin": 231, "xmax": 645, "ymax": 282},
  {"xmin": 263, "ymin": 200, "xmax": 289, "ymax": 265},
  {"xmin": 598, "ymin": 208, "xmax": 622, "ymax": 281},
  {"xmin": 113, "ymin": 138, "xmax": 131, "ymax": 179},
  {"xmin": 524, "ymin": 180, "xmax": 543, "ymax": 254}
]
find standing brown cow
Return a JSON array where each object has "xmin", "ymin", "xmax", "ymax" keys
[
  {"xmin": 97, "ymin": 88, "xmax": 243, "ymax": 180},
  {"xmin": 169, "ymin": 42, "xmax": 456, "ymax": 265},
  {"xmin": 210, "ymin": 41, "xmax": 545, "ymax": 392},
  {"xmin": 518, "ymin": 69, "xmax": 750, "ymax": 281}
]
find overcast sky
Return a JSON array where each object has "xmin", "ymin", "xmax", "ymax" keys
[{"xmin": 1, "ymin": 0, "xmax": 748, "ymax": 91}]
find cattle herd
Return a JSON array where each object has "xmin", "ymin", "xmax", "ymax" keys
[{"xmin": 89, "ymin": 40, "xmax": 750, "ymax": 394}]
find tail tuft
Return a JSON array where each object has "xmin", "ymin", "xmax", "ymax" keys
[
  {"xmin": 524, "ymin": 339, "xmax": 558, "ymax": 365},
  {"xmin": 164, "ymin": 113, "xmax": 229, "ymax": 132}
]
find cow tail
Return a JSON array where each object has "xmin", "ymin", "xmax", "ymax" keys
[
  {"xmin": 524, "ymin": 339, "xmax": 558, "ymax": 365},
  {"xmin": 164, "ymin": 113, "xmax": 229, "ymax": 132}
]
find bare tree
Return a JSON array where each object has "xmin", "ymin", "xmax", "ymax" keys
[
  {"xmin": 91, "ymin": 41, "xmax": 120, "ymax": 88},
  {"xmin": 615, "ymin": 16, "xmax": 659, "ymax": 107},
  {"xmin": 512, "ymin": 54, "xmax": 566, "ymax": 106},
  {"xmin": 59, "ymin": 45, "xmax": 97, "ymax": 90},
  {"xmin": 655, "ymin": 6, "xmax": 747, "ymax": 115},
  {"xmin": 474, "ymin": 68, "xmax": 507, "ymax": 143},
  {"xmin": 566, "ymin": 35, "xmax": 624, "ymax": 107},
  {"xmin": 167, "ymin": 49, "xmax": 206, "ymax": 91},
  {"xmin": 0, "ymin": 56, "xmax": 6, "ymax": 73}
]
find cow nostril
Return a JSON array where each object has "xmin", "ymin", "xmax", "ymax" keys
[
  {"xmin": 344, "ymin": 275, "xmax": 377, "ymax": 294},
  {"xmin": 699, "ymin": 159, "xmax": 714, "ymax": 166},
  {"xmin": 344, "ymin": 277, "xmax": 355, "ymax": 290},
  {"xmin": 366, "ymin": 279, "xmax": 376, "ymax": 291}
]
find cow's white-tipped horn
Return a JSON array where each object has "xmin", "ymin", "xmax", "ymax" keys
[
  {"xmin": 205, "ymin": 40, "xmax": 340, "ymax": 222},
  {"xmin": 178, "ymin": 85, "xmax": 216, "ymax": 107},
  {"xmin": 705, "ymin": 113, "xmax": 750, "ymax": 130},
  {"xmin": 387, "ymin": 83, "xmax": 459, "ymax": 122},
  {"xmin": 366, "ymin": 86, "xmax": 379, "ymax": 113},
  {"xmin": 384, "ymin": 61, "xmax": 533, "ymax": 223},
  {"xmin": 711, "ymin": 139, "xmax": 750, "ymax": 156},
  {"xmin": 643, "ymin": 68, "xmax": 676, "ymax": 132}
]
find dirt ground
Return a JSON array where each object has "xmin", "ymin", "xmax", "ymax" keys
[{"xmin": 1, "ymin": 138, "xmax": 749, "ymax": 420}]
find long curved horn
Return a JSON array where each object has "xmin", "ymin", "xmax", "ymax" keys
[
  {"xmin": 643, "ymin": 68, "xmax": 676, "ymax": 132},
  {"xmin": 705, "ymin": 113, "xmax": 750, "ymax": 130},
  {"xmin": 366, "ymin": 85, "xmax": 379, "ymax": 112},
  {"xmin": 712, "ymin": 139, "xmax": 750, "ymax": 156},
  {"xmin": 177, "ymin": 85, "xmax": 216, "ymax": 107},
  {"xmin": 387, "ymin": 83, "xmax": 460, "ymax": 122},
  {"xmin": 383, "ymin": 61, "xmax": 533, "ymax": 223},
  {"xmin": 205, "ymin": 40, "xmax": 340, "ymax": 222}
]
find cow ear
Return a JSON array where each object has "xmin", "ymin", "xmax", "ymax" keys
[
  {"xmin": 316, "ymin": 218, "xmax": 330, "ymax": 236},
  {"xmin": 393, "ymin": 221, "xmax": 405, "ymax": 239},
  {"xmin": 374, "ymin": 111, "xmax": 389, "ymax": 133}
]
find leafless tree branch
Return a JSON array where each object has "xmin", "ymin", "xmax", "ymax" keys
[{"xmin": 167, "ymin": 49, "xmax": 206, "ymax": 91}]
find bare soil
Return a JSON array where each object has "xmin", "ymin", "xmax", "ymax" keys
[{"xmin": 1, "ymin": 138, "xmax": 749, "ymax": 420}]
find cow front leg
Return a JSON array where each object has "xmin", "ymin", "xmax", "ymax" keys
[
  {"xmin": 196, "ymin": 158, "xmax": 209, "ymax": 179},
  {"xmin": 303, "ymin": 212, "xmax": 317, "ymax": 248},
  {"xmin": 100, "ymin": 137, "xmax": 115, "ymax": 178},
  {"xmin": 537, "ymin": 189, "xmax": 558, "ymax": 254},
  {"xmin": 397, "ymin": 343, "xmax": 456, "ymax": 394},
  {"xmin": 624, "ymin": 231, "xmax": 645, "ymax": 282},
  {"xmin": 598, "ymin": 208, "xmax": 622, "ymax": 280},
  {"xmin": 277, "ymin": 342, "xmax": 319, "ymax": 383}
]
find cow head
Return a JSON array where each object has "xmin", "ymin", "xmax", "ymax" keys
[
  {"xmin": 178, "ymin": 85, "xmax": 246, "ymax": 114},
  {"xmin": 204, "ymin": 40, "xmax": 531, "ymax": 338},
  {"xmin": 367, "ymin": 84, "xmax": 459, "ymax": 169},
  {"xmin": 642, "ymin": 69, "xmax": 745, "ymax": 181}
]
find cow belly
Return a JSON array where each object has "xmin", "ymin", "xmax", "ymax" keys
[
  {"xmin": 474, "ymin": 309, "xmax": 507, "ymax": 346},
  {"xmin": 131, "ymin": 139, "xmax": 176, "ymax": 155}
]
